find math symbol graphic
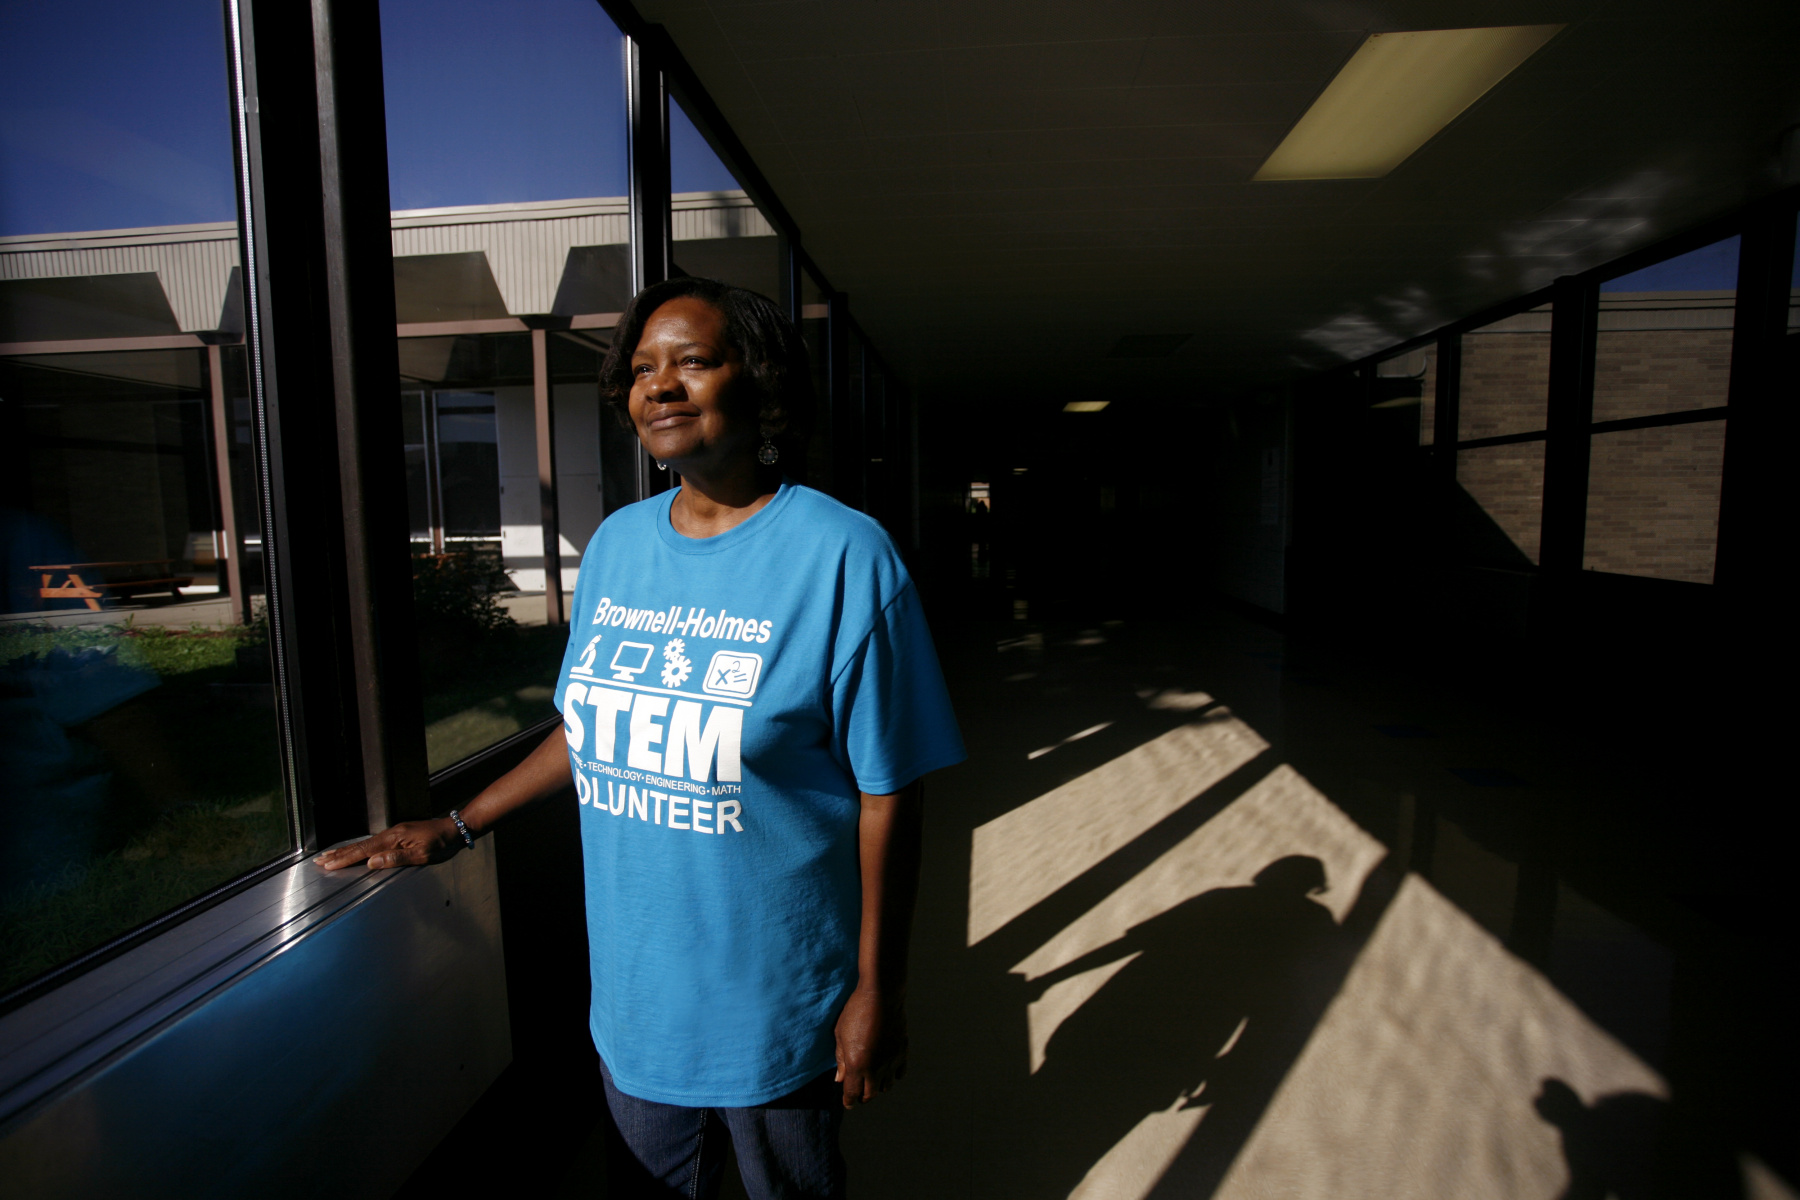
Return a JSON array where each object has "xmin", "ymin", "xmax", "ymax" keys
[{"xmin": 702, "ymin": 651, "xmax": 762, "ymax": 699}]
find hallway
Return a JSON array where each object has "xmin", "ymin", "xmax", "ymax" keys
[{"xmin": 826, "ymin": 605, "xmax": 1788, "ymax": 1199}]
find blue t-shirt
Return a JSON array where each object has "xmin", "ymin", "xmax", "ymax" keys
[{"xmin": 552, "ymin": 480, "xmax": 965, "ymax": 1106}]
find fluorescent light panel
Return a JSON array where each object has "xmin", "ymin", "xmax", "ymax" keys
[
  {"xmin": 1256, "ymin": 25, "xmax": 1563, "ymax": 181},
  {"xmin": 1064, "ymin": 400, "xmax": 1109, "ymax": 412}
]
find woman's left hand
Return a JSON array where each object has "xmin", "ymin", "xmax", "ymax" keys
[{"xmin": 834, "ymin": 983, "xmax": 908, "ymax": 1108}]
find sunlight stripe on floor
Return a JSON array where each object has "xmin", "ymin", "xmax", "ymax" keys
[
  {"xmin": 968, "ymin": 711, "xmax": 1269, "ymax": 946},
  {"xmin": 1208, "ymin": 874, "xmax": 1665, "ymax": 1200},
  {"xmin": 1011, "ymin": 765, "xmax": 1387, "ymax": 982}
]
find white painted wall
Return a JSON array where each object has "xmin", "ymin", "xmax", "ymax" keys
[{"xmin": 496, "ymin": 382, "xmax": 601, "ymax": 593}]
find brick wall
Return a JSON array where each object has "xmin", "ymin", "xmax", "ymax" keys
[
  {"xmin": 1593, "ymin": 327, "xmax": 1732, "ymax": 421},
  {"xmin": 1458, "ymin": 442, "xmax": 1545, "ymax": 564},
  {"xmin": 1459, "ymin": 325, "xmax": 1550, "ymax": 439},
  {"xmin": 1583, "ymin": 422, "xmax": 1725, "ymax": 584},
  {"xmin": 1441, "ymin": 300, "xmax": 1728, "ymax": 583}
]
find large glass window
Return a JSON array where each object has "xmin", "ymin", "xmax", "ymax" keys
[
  {"xmin": 1456, "ymin": 443, "xmax": 1547, "ymax": 566},
  {"xmin": 1790, "ymin": 210, "xmax": 1799, "ymax": 337},
  {"xmin": 1573, "ymin": 236, "xmax": 1740, "ymax": 583},
  {"xmin": 669, "ymin": 100, "xmax": 781, "ymax": 300},
  {"xmin": 1583, "ymin": 424, "xmax": 1725, "ymax": 583},
  {"xmin": 800, "ymin": 266, "xmax": 832, "ymax": 492},
  {"xmin": 381, "ymin": 0, "xmax": 628, "ymax": 771},
  {"xmin": 1458, "ymin": 304, "xmax": 1551, "ymax": 439},
  {"xmin": 1593, "ymin": 237, "xmax": 1737, "ymax": 422},
  {"xmin": 0, "ymin": 1, "xmax": 289, "ymax": 995},
  {"xmin": 1368, "ymin": 346, "xmax": 1434, "ymax": 444}
]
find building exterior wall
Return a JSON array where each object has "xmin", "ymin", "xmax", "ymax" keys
[
  {"xmin": 1592, "ymin": 326, "xmax": 1732, "ymax": 421},
  {"xmin": 0, "ymin": 223, "xmax": 239, "ymax": 335},
  {"xmin": 1450, "ymin": 296, "xmax": 1734, "ymax": 585},
  {"xmin": 495, "ymin": 381, "xmax": 601, "ymax": 593},
  {"xmin": 1584, "ymin": 422, "xmax": 1726, "ymax": 584},
  {"xmin": 3, "ymin": 191, "xmax": 767, "ymax": 341},
  {"xmin": 1459, "ymin": 314, "xmax": 1551, "ymax": 440}
]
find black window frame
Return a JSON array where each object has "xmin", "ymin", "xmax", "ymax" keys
[{"xmin": 1, "ymin": 0, "xmax": 896, "ymax": 1016}]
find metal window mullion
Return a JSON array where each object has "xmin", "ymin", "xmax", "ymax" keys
[
  {"xmin": 1538, "ymin": 276, "xmax": 1598, "ymax": 576},
  {"xmin": 532, "ymin": 328, "xmax": 566, "ymax": 627},
  {"xmin": 780, "ymin": 232, "xmax": 800, "ymax": 326},
  {"xmin": 228, "ymin": 0, "xmax": 323, "ymax": 852},
  {"xmin": 626, "ymin": 32, "xmax": 670, "ymax": 505},
  {"xmin": 828, "ymin": 290, "xmax": 850, "ymax": 504},
  {"xmin": 310, "ymin": 0, "xmax": 431, "ymax": 830},
  {"xmin": 1435, "ymin": 332, "xmax": 1461, "ymax": 481},
  {"xmin": 1715, "ymin": 201, "xmax": 1798, "ymax": 593},
  {"xmin": 204, "ymin": 342, "xmax": 250, "ymax": 625},
  {"xmin": 424, "ymin": 392, "xmax": 445, "ymax": 553}
]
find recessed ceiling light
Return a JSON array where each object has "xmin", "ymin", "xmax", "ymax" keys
[
  {"xmin": 1255, "ymin": 25, "xmax": 1563, "ymax": 181},
  {"xmin": 1012, "ymin": 467, "xmax": 1028, "ymax": 474},
  {"xmin": 1063, "ymin": 401, "xmax": 1109, "ymax": 412}
]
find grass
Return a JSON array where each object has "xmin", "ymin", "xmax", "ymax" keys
[
  {"xmin": 419, "ymin": 623, "xmax": 567, "ymax": 771},
  {"xmin": 0, "ymin": 797, "xmax": 289, "ymax": 991},
  {"xmin": 0, "ymin": 566, "xmax": 574, "ymax": 996},
  {"xmin": 1, "ymin": 618, "xmax": 288, "ymax": 996}
]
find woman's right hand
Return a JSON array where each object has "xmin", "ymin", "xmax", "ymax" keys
[{"xmin": 313, "ymin": 818, "xmax": 462, "ymax": 871}]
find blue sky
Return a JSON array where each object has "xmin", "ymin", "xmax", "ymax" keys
[
  {"xmin": 1600, "ymin": 235, "xmax": 1740, "ymax": 293},
  {"xmin": 0, "ymin": 0, "xmax": 737, "ymax": 236},
  {"xmin": 0, "ymin": 0, "xmax": 237, "ymax": 236},
  {"xmin": 381, "ymin": 0, "xmax": 735, "ymax": 207}
]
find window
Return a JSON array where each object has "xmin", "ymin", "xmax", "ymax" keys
[
  {"xmin": 0, "ymin": 0, "xmax": 289, "ymax": 996},
  {"xmin": 669, "ymin": 100, "xmax": 781, "ymax": 299},
  {"xmin": 380, "ymin": 0, "xmax": 629, "ymax": 771},
  {"xmin": 801, "ymin": 266, "xmax": 833, "ymax": 492},
  {"xmin": 1457, "ymin": 443, "xmax": 1547, "ymax": 566},
  {"xmin": 1459, "ymin": 304, "xmax": 1551, "ymax": 439},
  {"xmin": 1368, "ymin": 346, "xmax": 1435, "ymax": 444},
  {"xmin": 1444, "ymin": 306, "xmax": 1552, "ymax": 568},
  {"xmin": 1579, "ymin": 237, "xmax": 1740, "ymax": 582},
  {"xmin": 1584, "ymin": 424, "xmax": 1725, "ymax": 583},
  {"xmin": 1593, "ymin": 237, "xmax": 1736, "ymax": 422}
]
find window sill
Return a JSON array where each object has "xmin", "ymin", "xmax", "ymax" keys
[{"xmin": 0, "ymin": 840, "xmax": 509, "ymax": 1198}]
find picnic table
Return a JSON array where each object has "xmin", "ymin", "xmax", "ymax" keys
[{"xmin": 29, "ymin": 560, "xmax": 196, "ymax": 611}]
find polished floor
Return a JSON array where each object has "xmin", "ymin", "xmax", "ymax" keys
[{"xmin": 542, "ymin": 603, "xmax": 1792, "ymax": 1199}]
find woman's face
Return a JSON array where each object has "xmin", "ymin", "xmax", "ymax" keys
[{"xmin": 627, "ymin": 296, "xmax": 756, "ymax": 474}]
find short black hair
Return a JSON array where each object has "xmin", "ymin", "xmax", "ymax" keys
[{"xmin": 599, "ymin": 277, "xmax": 815, "ymax": 459}]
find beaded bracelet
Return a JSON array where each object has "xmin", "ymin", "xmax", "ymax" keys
[{"xmin": 448, "ymin": 809, "xmax": 474, "ymax": 850}]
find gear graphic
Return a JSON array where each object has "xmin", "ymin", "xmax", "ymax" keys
[
  {"xmin": 662, "ymin": 638, "xmax": 686, "ymax": 661},
  {"xmin": 661, "ymin": 656, "xmax": 692, "ymax": 688}
]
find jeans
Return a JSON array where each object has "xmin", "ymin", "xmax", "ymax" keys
[{"xmin": 599, "ymin": 1056, "xmax": 846, "ymax": 1200}]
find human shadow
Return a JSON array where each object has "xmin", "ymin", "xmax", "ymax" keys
[
  {"xmin": 1014, "ymin": 855, "xmax": 1364, "ymax": 1199},
  {"xmin": 1535, "ymin": 1078, "xmax": 1744, "ymax": 1200}
]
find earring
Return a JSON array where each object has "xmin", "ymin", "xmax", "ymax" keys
[
  {"xmin": 655, "ymin": 459, "xmax": 668, "ymax": 471},
  {"xmin": 757, "ymin": 438, "xmax": 780, "ymax": 466}
]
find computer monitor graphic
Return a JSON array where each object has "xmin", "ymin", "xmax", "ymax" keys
[{"xmin": 610, "ymin": 641, "xmax": 654, "ymax": 682}]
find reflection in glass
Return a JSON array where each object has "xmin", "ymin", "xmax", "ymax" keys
[
  {"xmin": 801, "ymin": 268, "xmax": 832, "ymax": 493},
  {"xmin": 1458, "ymin": 305, "xmax": 1551, "ymax": 440},
  {"xmin": 0, "ymin": 2, "xmax": 288, "ymax": 995},
  {"xmin": 1457, "ymin": 442, "xmax": 1546, "ymax": 565},
  {"xmin": 397, "ymin": 332, "xmax": 611, "ymax": 772},
  {"xmin": 1594, "ymin": 238, "xmax": 1737, "ymax": 423},
  {"xmin": 1791, "ymin": 211, "xmax": 1799, "ymax": 335},
  {"xmin": 669, "ymin": 100, "xmax": 782, "ymax": 299},
  {"xmin": 382, "ymin": 0, "xmax": 629, "ymax": 772},
  {"xmin": 1368, "ymin": 346, "xmax": 1435, "ymax": 445},
  {"xmin": 1583, "ymin": 423, "xmax": 1725, "ymax": 584}
]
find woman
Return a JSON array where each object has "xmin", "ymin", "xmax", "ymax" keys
[{"xmin": 317, "ymin": 277, "xmax": 964, "ymax": 1199}]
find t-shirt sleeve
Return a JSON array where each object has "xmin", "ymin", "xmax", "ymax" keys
[{"xmin": 831, "ymin": 581, "xmax": 966, "ymax": 794}]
